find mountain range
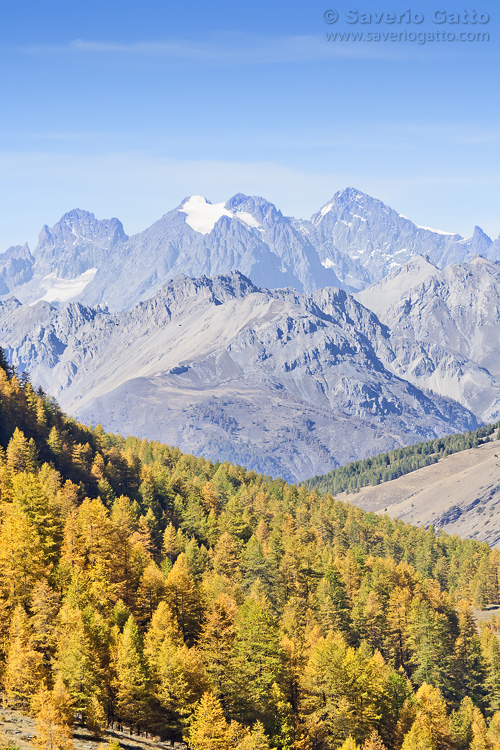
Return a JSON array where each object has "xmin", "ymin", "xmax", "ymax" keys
[
  {"xmin": 1, "ymin": 188, "xmax": 500, "ymax": 481},
  {"xmin": 2, "ymin": 187, "xmax": 499, "ymax": 311}
]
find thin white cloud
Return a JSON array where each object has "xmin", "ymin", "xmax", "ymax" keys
[
  {"xmin": 19, "ymin": 33, "xmax": 410, "ymax": 63},
  {"xmin": 390, "ymin": 121, "xmax": 500, "ymax": 144}
]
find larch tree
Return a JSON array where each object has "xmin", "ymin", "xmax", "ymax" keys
[
  {"xmin": 164, "ymin": 552, "xmax": 205, "ymax": 644},
  {"xmin": 338, "ymin": 738, "xmax": 358, "ymax": 750},
  {"xmin": 315, "ymin": 565, "xmax": 353, "ymax": 641},
  {"xmin": 402, "ymin": 683, "xmax": 451, "ymax": 750},
  {"xmin": 53, "ymin": 602, "xmax": 103, "ymax": 722},
  {"xmin": 153, "ymin": 641, "xmax": 209, "ymax": 728},
  {"xmin": 212, "ymin": 531, "xmax": 241, "ymax": 580},
  {"xmin": 144, "ymin": 599, "xmax": 182, "ymax": 663},
  {"xmin": 6, "ymin": 427, "xmax": 37, "ymax": 473},
  {"xmin": 235, "ymin": 721, "xmax": 271, "ymax": 750},
  {"xmin": 450, "ymin": 696, "xmax": 474, "ymax": 750},
  {"xmin": 199, "ymin": 593, "xmax": 238, "ymax": 708},
  {"xmin": 187, "ymin": 692, "xmax": 230, "ymax": 750},
  {"xmin": 31, "ymin": 578, "xmax": 61, "ymax": 664},
  {"xmin": 0, "ymin": 501, "xmax": 46, "ymax": 608},
  {"xmin": 362, "ymin": 730, "xmax": 387, "ymax": 750},
  {"xmin": 454, "ymin": 599, "xmax": 488, "ymax": 708},
  {"xmin": 401, "ymin": 720, "xmax": 436, "ymax": 750},
  {"xmin": 135, "ymin": 561, "xmax": 166, "ymax": 624},
  {"xmin": 33, "ymin": 681, "xmax": 74, "ymax": 750},
  {"xmin": 481, "ymin": 627, "xmax": 500, "ymax": 713},
  {"xmin": 232, "ymin": 590, "xmax": 285, "ymax": 725},
  {"xmin": 469, "ymin": 706, "xmax": 496, "ymax": 750},
  {"xmin": 112, "ymin": 615, "xmax": 151, "ymax": 730},
  {"xmin": 2, "ymin": 604, "xmax": 44, "ymax": 708}
]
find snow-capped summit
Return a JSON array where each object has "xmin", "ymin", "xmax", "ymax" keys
[
  {"xmin": 307, "ymin": 188, "xmax": 493, "ymax": 287},
  {"xmin": 225, "ymin": 193, "xmax": 282, "ymax": 228},
  {"xmin": 178, "ymin": 194, "xmax": 266, "ymax": 234},
  {"xmin": 179, "ymin": 196, "xmax": 233, "ymax": 234}
]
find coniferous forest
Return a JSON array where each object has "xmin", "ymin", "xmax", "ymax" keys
[{"xmin": 3, "ymin": 351, "xmax": 500, "ymax": 750}]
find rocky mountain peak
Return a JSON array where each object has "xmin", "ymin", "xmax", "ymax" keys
[
  {"xmin": 225, "ymin": 194, "xmax": 283, "ymax": 226},
  {"xmin": 471, "ymin": 225, "xmax": 493, "ymax": 254}
]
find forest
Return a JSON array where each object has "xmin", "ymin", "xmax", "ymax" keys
[
  {"xmin": 1, "ymin": 349, "xmax": 500, "ymax": 750},
  {"xmin": 305, "ymin": 424, "xmax": 500, "ymax": 495}
]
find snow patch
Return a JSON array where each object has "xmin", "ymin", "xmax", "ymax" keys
[
  {"xmin": 417, "ymin": 225, "xmax": 455, "ymax": 236},
  {"xmin": 179, "ymin": 196, "xmax": 232, "ymax": 234},
  {"xmin": 321, "ymin": 259, "xmax": 336, "ymax": 270},
  {"xmin": 32, "ymin": 268, "xmax": 98, "ymax": 305},
  {"xmin": 179, "ymin": 196, "xmax": 262, "ymax": 234},
  {"xmin": 235, "ymin": 211, "xmax": 263, "ymax": 230}
]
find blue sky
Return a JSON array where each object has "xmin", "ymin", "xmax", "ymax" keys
[{"xmin": 1, "ymin": 0, "xmax": 499, "ymax": 248}]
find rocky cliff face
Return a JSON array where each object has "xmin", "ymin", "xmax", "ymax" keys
[
  {"xmin": 34, "ymin": 208, "xmax": 128, "ymax": 278},
  {"xmin": 0, "ymin": 245, "xmax": 34, "ymax": 294}
]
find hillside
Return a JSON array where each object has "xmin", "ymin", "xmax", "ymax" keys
[
  {"xmin": 305, "ymin": 423, "xmax": 500, "ymax": 546},
  {"xmin": 2, "ymin": 351, "xmax": 500, "ymax": 750},
  {"xmin": 0, "ymin": 706, "xmax": 173, "ymax": 750},
  {"xmin": 304, "ymin": 423, "xmax": 499, "ymax": 494},
  {"xmin": 340, "ymin": 439, "xmax": 500, "ymax": 547}
]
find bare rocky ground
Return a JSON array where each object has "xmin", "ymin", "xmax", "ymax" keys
[
  {"xmin": 473, "ymin": 605, "xmax": 500, "ymax": 625},
  {"xmin": 338, "ymin": 438, "xmax": 500, "ymax": 547},
  {"xmin": 0, "ymin": 705, "xmax": 187, "ymax": 750}
]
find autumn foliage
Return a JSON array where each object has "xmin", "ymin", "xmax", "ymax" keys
[{"xmin": 1, "ymin": 354, "xmax": 500, "ymax": 749}]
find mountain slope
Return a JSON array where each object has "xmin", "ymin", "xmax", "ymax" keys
[
  {"xmin": 357, "ymin": 256, "xmax": 500, "ymax": 422},
  {"xmin": 340, "ymin": 438, "xmax": 500, "ymax": 547},
  {"xmin": 0, "ymin": 272, "xmax": 477, "ymax": 482}
]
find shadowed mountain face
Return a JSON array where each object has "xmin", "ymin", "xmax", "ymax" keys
[
  {"xmin": 2, "ymin": 188, "xmax": 497, "ymax": 311},
  {"xmin": 0, "ymin": 271, "xmax": 477, "ymax": 482}
]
